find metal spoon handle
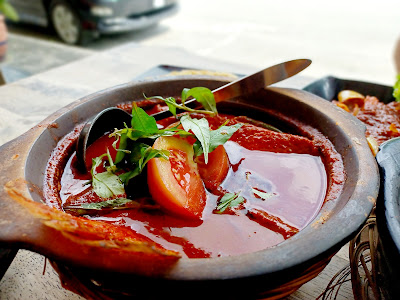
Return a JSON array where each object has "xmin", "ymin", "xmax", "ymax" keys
[
  {"xmin": 212, "ymin": 58, "xmax": 311, "ymax": 102},
  {"xmin": 151, "ymin": 59, "xmax": 311, "ymax": 120}
]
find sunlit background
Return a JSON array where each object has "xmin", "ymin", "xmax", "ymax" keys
[{"xmin": 4, "ymin": 0, "xmax": 400, "ymax": 86}]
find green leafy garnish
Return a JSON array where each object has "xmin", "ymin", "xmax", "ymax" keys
[
  {"xmin": 114, "ymin": 132, "xmax": 129, "ymax": 164},
  {"xmin": 193, "ymin": 123, "xmax": 242, "ymax": 157},
  {"xmin": 129, "ymin": 143, "xmax": 169, "ymax": 167},
  {"xmin": 64, "ymin": 198, "xmax": 141, "ymax": 216},
  {"xmin": 76, "ymin": 198, "xmax": 139, "ymax": 210},
  {"xmin": 147, "ymin": 87, "xmax": 217, "ymax": 116},
  {"xmin": 180, "ymin": 114, "xmax": 211, "ymax": 163},
  {"xmin": 119, "ymin": 143, "xmax": 169, "ymax": 185},
  {"xmin": 131, "ymin": 102, "xmax": 159, "ymax": 133},
  {"xmin": 91, "ymin": 153, "xmax": 125, "ymax": 198},
  {"xmin": 216, "ymin": 192, "xmax": 245, "ymax": 213},
  {"xmin": 181, "ymin": 87, "xmax": 217, "ymax": 113},
  {"xmin": 89, "ymin": 87, "xmax": 243, "ymax": 201},
  {"xmin": 394, "ymin": 74, "xmax": 400, "ymax": 102},
  {"xmin": 92, "ymin": 170, "xmax": 125, "ymax": 199},
  {"xmin": 252, "ymin": 188, "xmax": 276, "ymax": 201},
  {"xmin": 93, "ymin": 172, "xmax": 123, "ymax": 194}
]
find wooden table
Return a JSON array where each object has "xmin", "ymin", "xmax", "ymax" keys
[{"xmin": 0, "ymin": 43, "xmax": 355, "ymax": 299}]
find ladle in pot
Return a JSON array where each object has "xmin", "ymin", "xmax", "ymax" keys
[{"xmin": 76, "ymin": 59, "xmax": 312, "ymax": 171}]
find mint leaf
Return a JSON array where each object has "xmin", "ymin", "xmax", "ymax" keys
[
  {"xmin": 64, "ymin": 198, "xmax": 141, "ymax": 216},
  {"xmin": 91, "ymin": 154, "xmax": 124, "ymax": 198},
  {"xmin": 92, "ymin": 171, "xmax": 125, "ymax": 198},
  {"xmin": 112, "ymin": 123, "xmax": 192, "ymax": 144},
  {"xmin": 131, "ymin": 102, "xmax": 158, "ymax": 133},
  {"xmin": 119, "ymin": 168, "xmax": 141, "ymax": 185},
  {"xmin": 210, "ymin": 123, "xmax": 242, "ymax": 151},
  {"xmin": 181, "ymin": 88, "xmax": 190, "ymax": 105},
  {"xmin": 216, "ymin": 192, "xmax": 245, "ymax": 213},
  {"xmin": 252, "ymin": 188, "xmax": 276, "ymax": 201},
  {"xmin": 80, "ymin": 198, "xmax": 138, "ymax": 210},
  {"xmin": 182, "ymin": 87, "xmax": 217, "ymax": 113},
  {"xmin": 147, "ymin": 87, "xmax": 217, "ymax": 116},
  {"xmin": 145, "ymin": 95, "xmax": 178, "ymax": 116},
  {"xmin": 119, "ymin": 143, "xmax": 169, "ymax": 184},
  {"xmin": 394, "ymin": 74, "xmax": 400, "ymax": 102},
  {"xmin": 194, "ymin": 123, "xmax": 242, "ymax": 156},
  {"xmin": 129, "ymin": 143, "xmax": 169, "ymax": 170},
  {"xmin": 180, "ymin": 114, "xmax": 211, "ymax": 163},
  {"xmin": 164, "ymin": 97, "xmax": 178, "ymax": 116},
  {"xmin": 114, "ymin": 132, "xmax": 129, "ymax": 164}
]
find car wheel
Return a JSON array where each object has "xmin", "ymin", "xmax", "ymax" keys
[{"xmin": 50, "ymin": 0, "xmax": 82, "ymax": 45}]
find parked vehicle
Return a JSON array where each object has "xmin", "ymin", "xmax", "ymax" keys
[{"xmin": 8, "ymin": 0, "xmax": 178, "ymax": 45}]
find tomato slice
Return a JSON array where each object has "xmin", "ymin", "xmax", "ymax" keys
[
  {"xmin": 195, "ymin": 145, "xmax": 229, "ymax": 192},
  {"xmin": 147, "ymin": 136, "xmax": 207, "ymax": 219}
]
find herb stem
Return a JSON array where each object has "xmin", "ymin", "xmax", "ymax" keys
[{"xmin": 178, "ymin": 103, "xmax": 216, "ymax": 115}]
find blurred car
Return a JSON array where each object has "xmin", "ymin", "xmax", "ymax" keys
[{"xmin": 8, "ymin": 0, "xmax": 178, "ymax": 45}]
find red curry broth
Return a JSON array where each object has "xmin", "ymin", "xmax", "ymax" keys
[{"xmin": 44, "ymin": 102, "xmax": 344, "ymax": 258}]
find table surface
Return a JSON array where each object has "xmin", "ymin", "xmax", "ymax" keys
[{"xmin": 0, "ymin": 43, "xmax": 355, "ymax": 299}]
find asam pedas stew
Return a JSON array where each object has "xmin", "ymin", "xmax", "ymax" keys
[{"xmin": 43, "ymin": 87, "xmax": 345, "ymax": 259}]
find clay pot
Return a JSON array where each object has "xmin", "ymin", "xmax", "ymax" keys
[{"xmin": 0, "ymin": 77, "xmax": 379, "ymax": 299}]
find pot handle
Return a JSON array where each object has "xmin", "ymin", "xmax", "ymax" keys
[
  {"xmin": 0, "ymin": 129, "xmax": 45, "ymax": 247},
  {"xmin": 0, "ymin": 129, "xmax": 180, "ymax": 275}
]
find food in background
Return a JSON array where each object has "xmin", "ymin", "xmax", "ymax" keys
[{"xmin": 333, "ymin": 90, "xmax": 400, "ymax": 155}]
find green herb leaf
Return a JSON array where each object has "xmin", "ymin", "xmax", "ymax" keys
[
  {"xmin": 216, "ymin": 192, "xmax": 245, "ymax": 213},
  {"xmin": 91, "ymin": 154, "xmax": 125, "ymax": 198},
  {"xmin": 164, "ymin": 97, "xmax": 178, "ymax": 116},
  {"xmin": 64, "ymin": 198, "xmax": 140, "ymax": 216},
  {"xmin": 182, "ymin": 87, "xmax": 217, "ymax": 113},
  {"xmin": 210, "ymin": 123, "xmax": 242, "ymax": 151},
  {"xmin": 119, "ymin": 143, "xmax": 169, "ymax": 185},
  {"xmin": 64, "ymin": 198, "xmax": 160, "ymax": 216},
  {"xmin": 146, "ymin": 87, "xmax": 217, "ymax": 116},
  {"xmin": 194, "ymin": 123, "xmax": 242, "ymax": 156},
  {"xmin": 119, "ymin": 168, "xmax": 141, "ymax": 185},
  {"xmin": 181, "ymin": 88, "xmax": 190, "ymax": 105},
  {"xmin": 112, "ymin": 124, "xmax": 192, "ymax": 145},
  {"xmin": 80, "ymin": 198, "xmax": 139, "ymax": 210},
  {"xmin": 131, "ymin": 102, "xmax": 158, "ymax": 133},
  {"xmin": 114, "ymin": 132, "xmax": 129, "ymax": 164},
  {"xmin": 91, "ymin": 155, "xmax": 105, "ymax": 171},
  {"xmin": 129, "ymin": 143, "xmax": 169, "ymax": 171},
  {"xmin": 145, "ymin": 95, "xmax": 179, "ymax": 116},
  {"xmin": 180, "ymin": 114, "xmax": 211, "ymax": 163},
  {"xmin": 252, "ymin": 188, "xmax": 276, "ymax": 201},
  {"xmin": 92, "ymin": 171, "xmax": 125, "ymax": 198},
  {"xmin": 156, "ymin": 126, "xmax": 193, "ymax": 138},
  {"xmin": 394, "ymin": 74, "xmax": 400, "ymax": 102}
]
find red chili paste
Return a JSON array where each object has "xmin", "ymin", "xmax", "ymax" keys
[{"xmin": 43, "ymin": 102, "xmax": 345, "ymax": 258}]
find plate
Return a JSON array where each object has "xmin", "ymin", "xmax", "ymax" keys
[
  {"xmin": 303, "ymin": 75, "xmax": 394, "ymax": 103},
  {"xmin": 135, "ymin": 64, "xmax": 243, "ymax": 80}
]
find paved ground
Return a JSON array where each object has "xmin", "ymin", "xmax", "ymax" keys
[{"xmin": 2, "ymin": 0, "xmax": 400, "ymax": 86}]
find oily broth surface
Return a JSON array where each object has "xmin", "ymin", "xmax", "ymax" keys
[{"xmin": 57, "ymin": 128, "xmax": 327, "ymax": 258}]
